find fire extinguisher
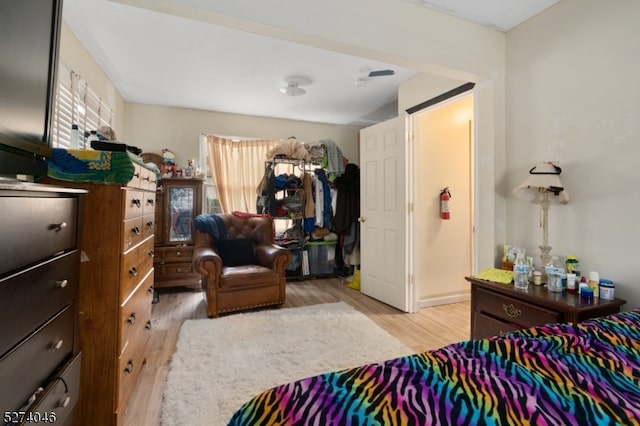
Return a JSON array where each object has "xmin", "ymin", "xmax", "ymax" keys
[{"xmin": 440, "ymin": 187, "xmax": 451, "ymax": 220}]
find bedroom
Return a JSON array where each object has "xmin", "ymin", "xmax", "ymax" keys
[
  {"xmin": 59, "ymin": 0, "xmax": 640, "ymax": 308},
  {"xmin": 2, "ymin": 0, "xmax": 638, "ymax": 424},
  {"xmin": 63, "ymin": 0, "xmax": 640, "ymax": 421}
]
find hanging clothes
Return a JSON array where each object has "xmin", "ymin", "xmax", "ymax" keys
[
  {"xmin": 333, "ymin": 163, "xmax": 360, "ymax": 235},
  {"xmin": 303, "ymin": 172, "xmax": 316, "ymax": 232},
  {"xmin": 256, "ymin": 164, "xmax": 276, "ymax": 216},
  {"xmin": 313, "ymin": 168, "xmax": 332, "ymax": 228},
  {"xmin": 319, "ymin": 138, "xmax": 345, "ymax": 179},
  {"xmin": 314, "ymin": 173, "xmax": 323, "ymax": 226}
]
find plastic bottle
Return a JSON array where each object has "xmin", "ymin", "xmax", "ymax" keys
[
  {"xmin": 566, "ymin": 255, "xmax": 580, "ymax": 279},
  {"xmin": 599, "ymin": 279, "xmax": 615, "ymax": 300},
  {"xmin": 579, "ymin": 276, "xmax": 588, "ymax": 295},
  {"xmin": 513, "ymin": 249, "xmax": 529, "ymax": 290},
  {"xmin": 566, "ymin": 273, "xmax": 577, "ymax": 294},
  {"xmin": 86, "ymin": 130, "xmax": 99, "ymax": 147},
  {"xmin": 588, "ymin": 271, "xmax": 600, "ymax": 298},
  {"xmin": 533, "ymin": 270, "xmax": 542, "ymax": 286},
  {"xmin": 546, "ymin": 256, "xmax": 564, "ymax": 292},
  {"xmin": 70, "ymin": 124, "xmax": 80, "ymax": 149}
]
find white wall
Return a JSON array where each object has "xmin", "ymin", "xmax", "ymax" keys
[
  {"xmin": 398, "ymin": 73, "xmax": 466, "ymax": 112},
  {"xmin": 123, "ymin": 103, "xmax": 360, "ymax": 170},
  {"xmin": 506, "ymin": 0, "xmax": 640, "ymax": 307},
  {"xmin": 414, "ymin": 96, "xmax": 473, "ymax": 305},
  {"xmin": 58, "ymin": 22, "xmax": 127, "ymax": 138}
]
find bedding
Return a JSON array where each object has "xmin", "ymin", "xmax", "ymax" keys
[{"xmin": 228, "ymin": 309, "xmax": 640, "ymax": 425}]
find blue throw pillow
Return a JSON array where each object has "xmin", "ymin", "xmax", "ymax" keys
[{"xmin": 216, "ymin": 238, "xmax": 256, "ymax": 266}]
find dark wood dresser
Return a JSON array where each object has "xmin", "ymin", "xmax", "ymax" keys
[
  {"xmin": 466, "ymin": 276, "xmax": 627, "ymax": 339},
  {"xmin": 0, "ymin": 181, "xmax": 85, "ymax": 425}
]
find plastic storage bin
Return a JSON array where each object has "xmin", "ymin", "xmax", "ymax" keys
[{"xmin": 306, "ymin": 241, "xmax": 337, "ymax": 275}]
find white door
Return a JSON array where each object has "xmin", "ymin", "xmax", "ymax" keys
[{"xmin": 359, "ymin": 117, "xmax": 412, "ymax": 312}]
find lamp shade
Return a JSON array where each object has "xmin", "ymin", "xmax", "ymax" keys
[{"xmin": 513, "ymin": 162, "xmax": 569, "ymax": 204}]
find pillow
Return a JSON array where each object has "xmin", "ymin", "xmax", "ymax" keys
[{"xmin": 216, "ymin": 238, "xmax": 256, "ymax": 266}]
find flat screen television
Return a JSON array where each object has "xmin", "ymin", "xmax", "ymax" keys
[{"xmin": 0, "ymin": 0, "xmax": 63, "ymax": 178}]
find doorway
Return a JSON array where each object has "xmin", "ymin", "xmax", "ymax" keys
[
  {"xmin": 358, "ymin": 85, "xmax": 480, "ymax": 313},
  {"xmin": 410, "ymin": 93, "xmax": 474, "ymax": 307}
]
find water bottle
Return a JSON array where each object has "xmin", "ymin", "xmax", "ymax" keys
[
  {"xmin": 70, "ymin": 124, "xmax": 80, "ymax": 149},
  {"xmin": 566, "ymin": 255, "xmax": 580, "ymax": 279},
  {"xmin": 513, "ymin": 249, "xmax": 529, "ymax": 290},
  {"xmin": 546, "ymin": 256, "xmax": 564, "ymax": 292}
]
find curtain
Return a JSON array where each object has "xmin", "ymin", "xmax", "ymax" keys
[{"xmin": 205, "ymin": 135, "xmax": 279, "ymax": 213}]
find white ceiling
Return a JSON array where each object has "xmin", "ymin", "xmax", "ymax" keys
[{"xmin": 62, "ymin": 0, "xmax": 558, "ymax": 128}]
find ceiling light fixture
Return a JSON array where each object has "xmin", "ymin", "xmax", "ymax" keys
[
  {"xmin": 279, "ymin": 76, "xmax": 312, "ymax": 97},
  {"xmin": 279, "ymin": 81, "xmax": 306, "ymax": 96}
]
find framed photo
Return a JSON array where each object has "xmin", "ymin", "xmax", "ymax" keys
[{"xmin": 161, "ymin": 163, "xmax": 176, "ymax": 178}]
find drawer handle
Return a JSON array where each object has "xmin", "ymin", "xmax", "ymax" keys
[
  {"xmin": 143, "ymin": 176, "xmax": 150, "ymax": 182},
  {"xmin": 146, "ymin": 198, "xmax": 154, "ymax": 205},
  {"xmin": 127, "ymin": 313, "xmax": 136, "ymax": 325},
  {"xmin": 148, "ymin": 250, "xmax": 155, "ymax": 258},
  {"xmin": 147, "ymin": 221, "xmax": 154, "ymax": 228},
  {"xmin": 129, "ymin": 266, "xmax": 138, "ymax": 277},
  {"xmin": 132, "ymin": 226, "xmax": 141, "ymax": 235},
  {"xmin": 134, "ymin": 172, "xmax": 140, "ymax": 178},
  {"xmin": 51, "ymin": 339, "xmax": 64, "ymax": 350},
  {"xmin": 132, "ymin": 198, "xmax": 142, "ymax": 208},
  {"xmin": 56, "ymin": 279, "xmax": 69, "ymax": 288},
  {"xmin": 124, "ymin": 360, "xmax": 134, "ymax": 374},
  {"xmin": 59, "ymin": 396, "xmax": 71, "ymax": 409},
  {"xmin": 502, "ymin": 303, "xmax": 522, "ymax": 319},
  {"xmin": 176, "ymin": 268, "xmax": 182, "ymax": 273},
  {"xmin": 50, "ymin": 222, "xmax": 68, "ymax": 231},
  {"xmin": 176, "ymin": 251, "xmax": 182, "ymax": 256},
  {"xmin": 145, "ymin": 320, "xmax": 152, "ymax": 330},
  {"xmin": 148, "ymin": 285, "xmax": 155, "ymax": 294}
]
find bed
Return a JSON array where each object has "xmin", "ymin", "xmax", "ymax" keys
[{"xmin": 228, "ymin": 308, "xmax": 640, "ymax": 425}]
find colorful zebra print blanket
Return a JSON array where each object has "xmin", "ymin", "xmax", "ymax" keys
[{"xmin": 228, "ymin": 309, "xmax": 640, "ymax": 425}]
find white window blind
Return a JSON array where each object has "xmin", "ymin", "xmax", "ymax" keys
[{"xmin": 52, "ymin": 63, "xmax": 114, "ymax": 148}]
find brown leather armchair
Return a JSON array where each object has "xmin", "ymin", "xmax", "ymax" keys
[{"xmin": 192, "ymin": 213, "xmax": 292, "ymax": 317}]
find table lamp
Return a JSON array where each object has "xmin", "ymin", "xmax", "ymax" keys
[{"xmin": 513, "ymin": 162, "xmax": 569, "ymax": 270}]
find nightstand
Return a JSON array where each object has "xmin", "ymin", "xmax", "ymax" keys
[{"xmin": 465, "ymin": 276, "xmax": 627, "ymax": 339}]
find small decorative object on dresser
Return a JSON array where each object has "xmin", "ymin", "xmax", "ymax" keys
[
  {"xmin": 466, "ymin": 276, "xmax": 627, "ymax": 339},
  {"xmin": 153, "ymin": 177, "xmax": 204, "ymax": 289}
]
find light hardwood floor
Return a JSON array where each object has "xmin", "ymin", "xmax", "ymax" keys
[{"xmin": 122, "ymin": 277, "xmax": 470, "ymax": 425}]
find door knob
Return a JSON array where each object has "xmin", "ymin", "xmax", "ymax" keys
[{"xmin": 358, "ymin": 217, "xmax": 366, "ymax": 223}]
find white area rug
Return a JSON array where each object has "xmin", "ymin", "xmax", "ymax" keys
[{"xmin": 161, "ymin": 302, "xmax": 413, "ymax": 426}]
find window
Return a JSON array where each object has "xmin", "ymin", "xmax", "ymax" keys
[
  {"xmin": 200, "ymin": 134, "xmax": 281, "ymax": 214},
  {"xmin": 52, "ymin": 63, "xmax": 114, "ymax": 148}
]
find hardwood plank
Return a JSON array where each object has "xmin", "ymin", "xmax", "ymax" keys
[{"xmin": 121, "ymin": 277, "xmax": 470, "ymax": 425}]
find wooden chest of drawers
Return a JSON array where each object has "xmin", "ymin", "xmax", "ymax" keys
[
  {"xmin": 1, "ymin": 182, "xmax": 84, "ymax": 425},
  {"xmin": 152, "ymin": 178, "xmax": 203, "ymax": 289},
  {"xmin": 466, "ymin": 276, "xmax": 627, "ymax": 339},
  {"xmin": 47, "ymin": 162, "xmax": 157, "ymax": 426}
]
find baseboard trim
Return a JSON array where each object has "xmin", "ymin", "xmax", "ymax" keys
[{"xmin": 418, "ymin": 293, "xmax": 470, "ymax": 308}]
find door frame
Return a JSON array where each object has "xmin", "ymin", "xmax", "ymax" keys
[{"xmin": 405, "ymin": 83, "xmax": 477, "ymax": 310}]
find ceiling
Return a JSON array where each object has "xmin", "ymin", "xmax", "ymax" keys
[{"xmin": 62, "ymin": 0, "xmax": 558, "ymax": 128}]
